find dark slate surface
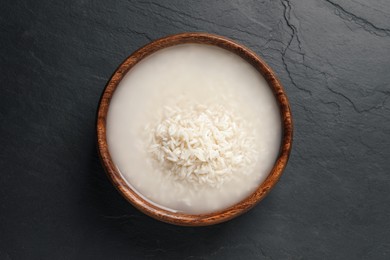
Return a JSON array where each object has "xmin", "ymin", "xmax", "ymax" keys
[{"xmin": 1, "ymin": 0, "xmax": 389, "ymax": 259}]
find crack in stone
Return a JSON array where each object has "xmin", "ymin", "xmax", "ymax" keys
[
  {"xmin": 324, "ymin": 0, "xmax": 390, "ymax": 37},
  {"xmin": 324, "ymin": 82, "xmax": 361, "ymax": 113},
  {"xmin": 320, "ymin": 100, "xmax": 342, "ymax": 115},
  {"xmin": 258, "ymin": 38, "xmax": 284, "ymax": 52},
  {"xmin": 350, "ymin": 0, "xmax": 390, "ymax": 16},
  {"xmin": 281, "ymin": 0, "xmax": 312, "ymax": 95},
  {"xmin": 126, "ymin": 29, "xmax": 153, "ymax": 42},
  {"xmin": 281, "ymin": 0, "xmax": 305, "ymax": 56},
  {"xmin": 359, "ymin": 136, "xmax": 379, "ymax": 156},
  {"xmin": 379, "ymin": 90, "xmax": 390, "ymax": 97},
  {"xmin": 147, "ymin": 2, "xmax": 268, "ymax": 41},
  {"xmin": 292, "ymin": 57, "xmax": 388, "ymax": 115},
  {"xmin": 324, "ymin": 82, "xmax": 389, "ymax": 114}
]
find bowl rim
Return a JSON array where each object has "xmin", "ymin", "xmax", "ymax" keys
[{"xmin": 96, "ymin": 32, "xmax": 293, "ymax": 226}]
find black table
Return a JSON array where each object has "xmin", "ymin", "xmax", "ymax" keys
[{"xmin": 1, "ymin": 1, "xmax": 389, "ymax": 259}]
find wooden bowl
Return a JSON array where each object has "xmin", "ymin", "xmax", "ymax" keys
[{"xmin": 97, "ymin": 32, "xmax": 293, "ymax": 226}]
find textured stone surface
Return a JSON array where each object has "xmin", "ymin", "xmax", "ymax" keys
[{"xmin": 1, "ymin": 0, "xmax": 389, "ymax": 259}]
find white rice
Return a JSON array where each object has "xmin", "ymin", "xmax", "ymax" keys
[{"xmin": 145, "ymin": 100, "xmax": 258, "ymax": 188}]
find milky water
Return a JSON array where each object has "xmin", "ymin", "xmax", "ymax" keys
[{"xmin": 106, "ymin": 44, "xmax": 282, "ymax": 214}]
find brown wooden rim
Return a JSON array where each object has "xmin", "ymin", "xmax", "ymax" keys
[{"xmin": 97, "ymin": 32, "xmax": 293, "ymax": 226}]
